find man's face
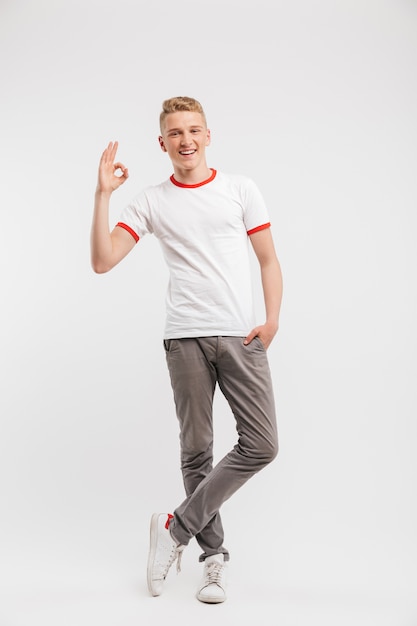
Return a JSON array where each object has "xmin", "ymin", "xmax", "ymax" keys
[{"xmin": 159, "ymin": 111, "xmax": 211, "ymax": 171}]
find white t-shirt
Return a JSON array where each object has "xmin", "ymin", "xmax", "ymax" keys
[{"xmin": 117, "ymin": 169, "xmax": 270, "ymax": 339}]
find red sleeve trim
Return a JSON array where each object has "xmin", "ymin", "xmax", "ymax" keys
[
  {"xmin": 247, "ymin": 222, "xmax": 271, "ymax": 236},
  {"xmin": 116, "ymin": 222, "xmax": 140, "ymax": 242}
]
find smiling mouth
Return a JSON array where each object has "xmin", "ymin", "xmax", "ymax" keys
[{"xmin": 179, "ymin": 149, "xmax": 196, "ymax": 155}]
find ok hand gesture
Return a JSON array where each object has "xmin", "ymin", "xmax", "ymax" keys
[{"xmin": 97, "ymin": 141, "xmax": 129, "ymax": 194}]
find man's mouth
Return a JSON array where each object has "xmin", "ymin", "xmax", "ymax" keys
[{"xmin": 179, "ymin": 149, "xmax": 196, "ymax": 155}]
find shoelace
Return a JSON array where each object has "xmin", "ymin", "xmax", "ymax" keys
[
  {"xmin": 204, "ymin": 562, "xmax": 224, "ymax": 586},
  {"xmin": 161, "ymin": 544, "xmax": 183, "ymax": 578},
  {"xmin": 176, "ymin": 548, "xmax": 183, "ymax": 573},
  {"xmin": 164, "ymin": 513, "xmax": 183, "ymax": 574}
]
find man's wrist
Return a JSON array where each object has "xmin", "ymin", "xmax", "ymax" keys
[
  {"xmin": 95, "ymin": 187, "xmax": 112, "ymax": 199},
  {"xmin": 265, "ymin": 319, "xmax": 279, "ymax": 332}
]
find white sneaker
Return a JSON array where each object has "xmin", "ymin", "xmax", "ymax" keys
[
  {"xmin": 147, "ymin": 513, "xmax": 184, "ymax": 596},
  {"xmin": 196, "ymin": 553, "xmax": 227, "ymax": 603}
]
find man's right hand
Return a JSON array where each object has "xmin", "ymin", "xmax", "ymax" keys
[
  {"xmin": 97, "ymin": 141, "xmax": 129, "ymax": 194},
  {"xmin": 90, "ymin": 141, "xmax": 135, "ymax": 274}
]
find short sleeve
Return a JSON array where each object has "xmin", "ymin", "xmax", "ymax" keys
[
  {"xmin": 116, "ymin": 189, "xmax": 154, "ymax": 242},
  {"xmin": 240, "ymin": 178, "xmax": 271, "ymax": 235}
]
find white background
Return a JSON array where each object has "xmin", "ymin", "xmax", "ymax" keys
[{"xmin": 1, "ymin": 0, "xmax": 416, "ymax": 624}]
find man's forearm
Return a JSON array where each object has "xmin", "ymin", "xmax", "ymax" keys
[
  {"xmin": 261, "ymin": 258, "xmax": 283, "ymax": 329},
  {"xmin": 90, "ymin": 190, "xmax": 113, "ymax": 273}
]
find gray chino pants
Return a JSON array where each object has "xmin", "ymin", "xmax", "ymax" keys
[{"xmin": 163, "ymin": 336, "xmax": 278, "ymax": 562}]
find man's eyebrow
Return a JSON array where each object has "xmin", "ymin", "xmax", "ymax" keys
[{"xmin": 166, "ymin": 125, "xmax": 204, "ymax": 132}]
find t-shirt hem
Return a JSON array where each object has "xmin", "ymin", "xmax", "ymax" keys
[{"xmin": 163, "ymin": 330, "xmax": 249, "ymax": 340}]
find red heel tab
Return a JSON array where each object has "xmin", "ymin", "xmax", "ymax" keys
[{"xmin": 165, "ymin": 514, "xmax": 174, "ymax": 529}]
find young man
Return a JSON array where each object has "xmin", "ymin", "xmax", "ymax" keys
[{"xmin": 90, "ymin": 97, "xmax": 282, "ymax": 603}]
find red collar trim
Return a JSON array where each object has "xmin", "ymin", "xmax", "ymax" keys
[{"xmin": 170, "ymin": 169, "xmax": 217, "ymax": 188}]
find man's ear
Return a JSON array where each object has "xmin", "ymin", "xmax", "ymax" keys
[
  {"xmin": 206, "ymin": 129, "xmax": 211, "ymax": 146},
  {"xmin": 158, "ymin": 136, "xmax": 167, "ymax": 152}
]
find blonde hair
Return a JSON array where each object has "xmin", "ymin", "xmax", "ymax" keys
[{"xmin": 160, "ymin": 96, "xmax": 207, "ymax": 132}]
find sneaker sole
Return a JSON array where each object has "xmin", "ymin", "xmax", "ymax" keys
[
  {"xmin": 197, "ymin": 591, "xmax": 226, "ymax": 604},
  {"xmin": 147, "ymin": 512, "xmax": 162, "ymax": 596}
]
